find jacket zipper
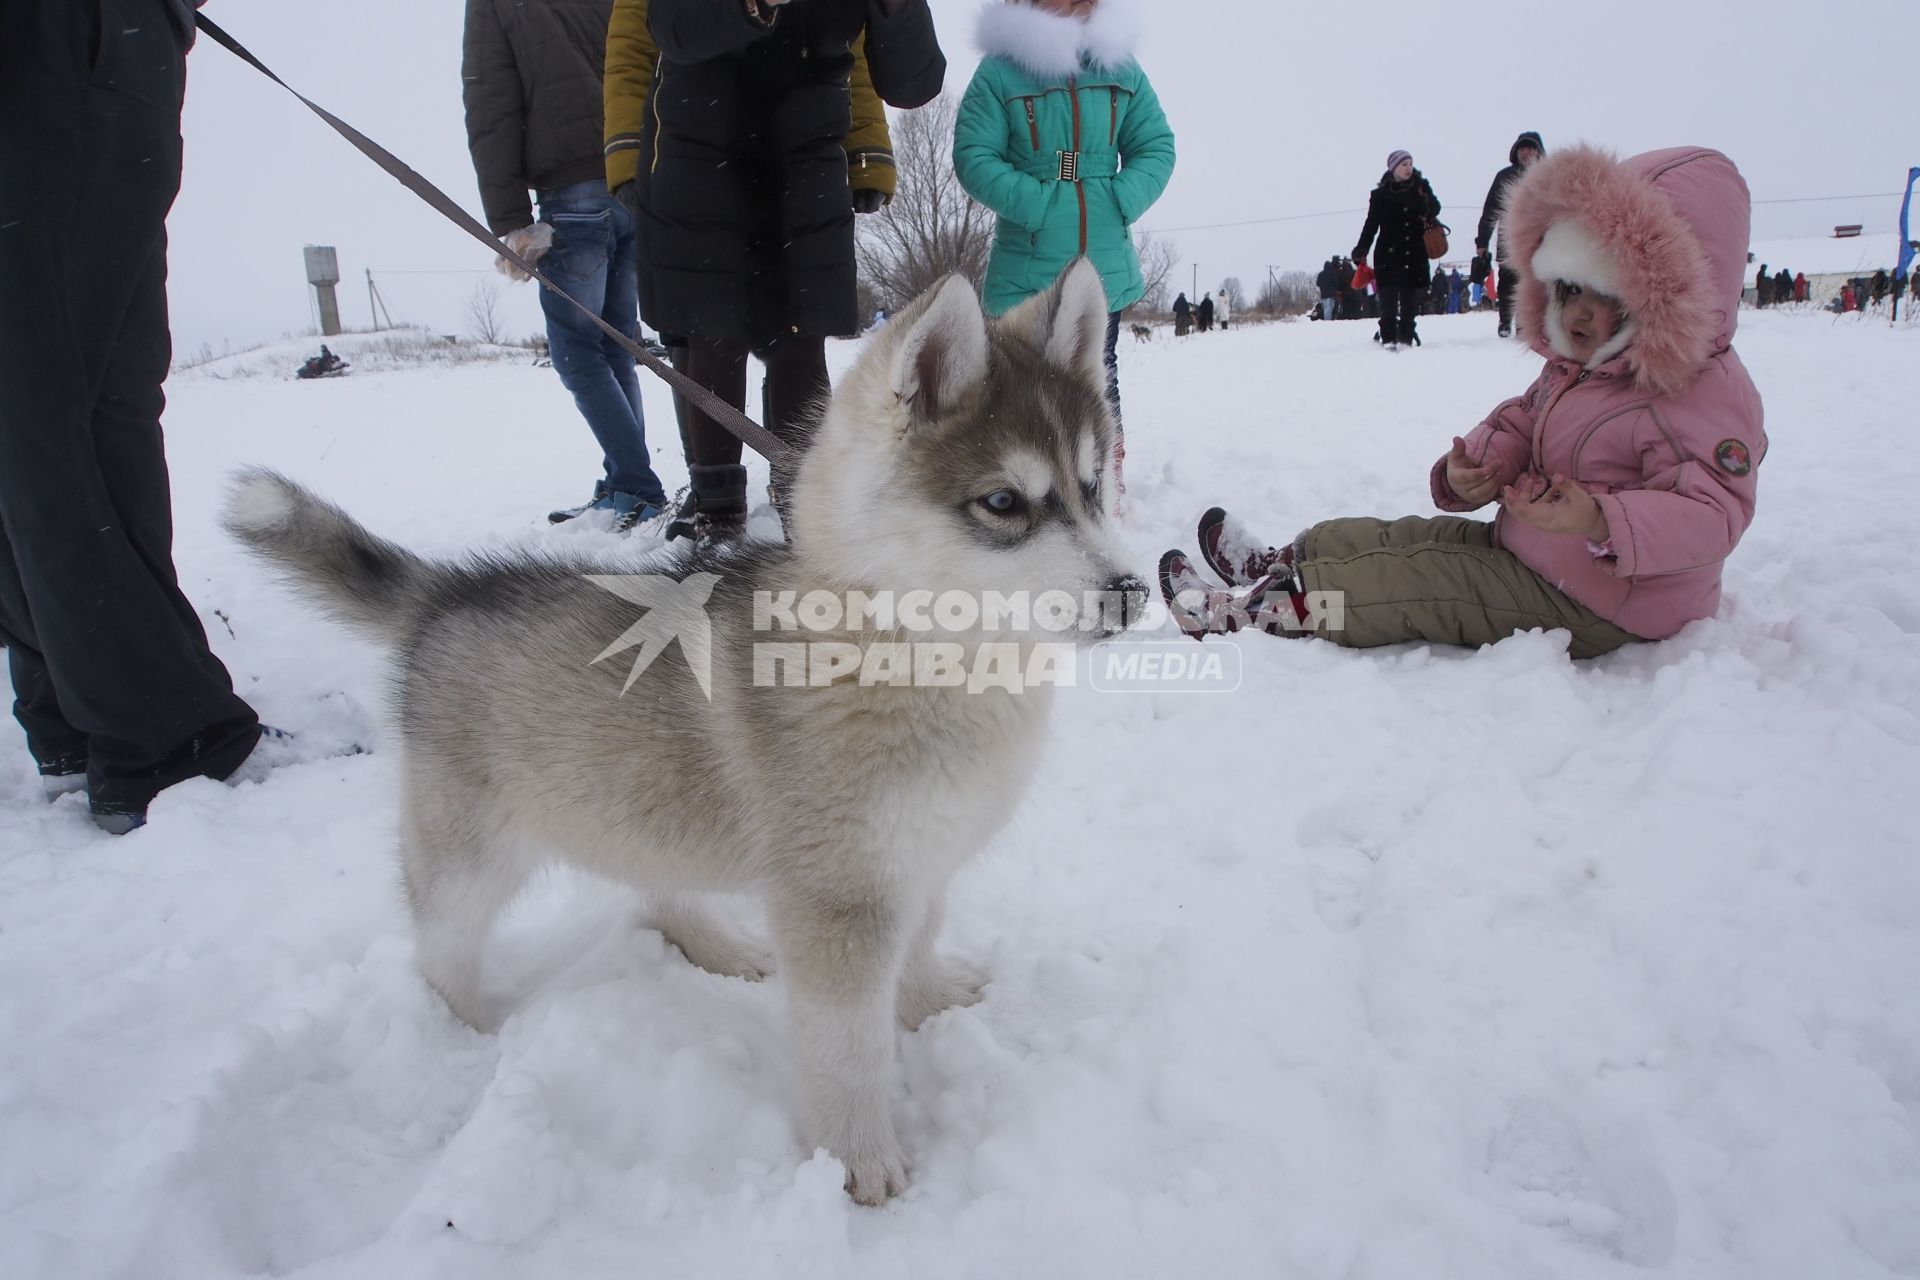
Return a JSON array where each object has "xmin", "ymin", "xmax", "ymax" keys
[
  {"xmin": 1531, "ymin": 368, "xmax": 1590, "ymax": 470},
  {"xmin": 1109, "ymin": 87, "xmax": 1118, "ymax": 145},
  {"xmin": 1023, "ymin": 98, "xmax": 1040, "ymax": 150},
  {"xmin": 648, "ymin": 57, "xmax": 666, "ymax": 173},
  {"xmin": 1069, "ymin": 77, "xmax": 1086, "ymax": 254}
]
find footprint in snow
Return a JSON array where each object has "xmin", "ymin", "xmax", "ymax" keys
[{"xmin": 1484, "ymin": 1099, "xmax": 1679, "ymax": 1268}]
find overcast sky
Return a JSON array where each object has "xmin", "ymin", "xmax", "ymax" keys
[{"xmin": 167, "ymin": 0, "xmax": 1918, "ymax": 355}]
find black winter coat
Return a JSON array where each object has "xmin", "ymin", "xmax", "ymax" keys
[
  {"xmin": 1474, "ymin": 132, "xmax": 1544, "ymax": 255},
  {"xmin": 636, "ymin": 0, "xmax": 945, "ymax": 347},
  {"xmin": 462, "ymin": 0, "xmax": 615, "ymax": 235},
  {"xmin": 1354, "ymin": 171, "xmax": 1440, "ymax": 290}
]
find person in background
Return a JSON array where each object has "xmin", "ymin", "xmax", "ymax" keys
[
  {"xmin": 1198, "ymin": 292, "xmax": 1215, "ymax": 332},
  {"xmin": 954, "ymin": 0, "xmax": 1176, "ymax": 495},
  {"xmin": 463, "ymin": 0, "xmax": 673, "ymax": 531},
  {"xmin": 602, "ymin": 0, "xmax": 901, "ymax": 529},
  {"xmin": 0, "ymin": 0, "xmax": 275, "ymax": 834},
  {"xmin": 1216, "ymin": 285, "xmax": 1232, "ymax": 330},
  {"xmin": 625, "ymin": 0, "xmax": 945, "ymax": 545},
  {"xmin": 1793, "ymin": 271, "xmax": 1808, "ymax": 303},
  {"xmin": 1474, "ymin": 131, "xmax": 1545, "ymax": 338},
  {"xmin": 1774, "ymin": 267, "xmax": 1792, "ymax": 308},
  {"xmin": 1354, "ymin": 149, "xmax": 1440, "ymax": 350},
  {"xmin": 1754, "ymin": 262, "xmax": 1771, "ymax": 307},
  {"xmin": 1448, "ymin": 266, "xmax": 1465, "ymax": 315}
]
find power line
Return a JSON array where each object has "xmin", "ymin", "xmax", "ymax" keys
[{"xmin": 1139, "ymin": 192, "xmax": 1906, "ymax": 237}]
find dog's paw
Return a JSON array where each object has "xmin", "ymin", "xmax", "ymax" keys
[
  {"xmin": 840, "ymin": 1144, "xmax": 910, "ymax": 1206},
  {"xmin": 668, "ymin": 929, "xmax": 774, "ymax": 982},
  {"xmin": 896, "ymin": 961, "xmax": 988, "ymax": 1030}
]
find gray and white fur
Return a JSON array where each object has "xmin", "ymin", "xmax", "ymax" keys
[{"xmin": 224, "ymin": 261, "xmax": 1141, "ymax": 1205}]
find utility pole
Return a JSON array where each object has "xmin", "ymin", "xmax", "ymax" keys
[{"xmin": 303, "ymin": 245, "xmax": 342, "ymax": 337}]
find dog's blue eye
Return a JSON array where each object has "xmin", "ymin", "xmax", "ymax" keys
[{"xmin": 980, "ymin": 489, "xmax": 1024, "ymax": 515}]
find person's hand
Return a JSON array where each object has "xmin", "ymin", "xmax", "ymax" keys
[
  {"xmin": 1500, "ymin": 473, "xmax": 1610, "ymax": 540},
  {"xmin": 1351, "ymin": 250, "xmax": 1366, "ymax": 265},
  {"xmin": 494, "ymin": 223, "xmax": 554, "ymax": 281},
  {"xmin": 1445, "ymin": 436, "xmax": 1500, "ymax": 505},
  {"xmin": 852, "ymin": 188, "xmax": 887, "ymax": 214}
]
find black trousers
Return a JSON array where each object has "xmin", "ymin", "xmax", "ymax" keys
[
  {"xmin": 681, "ymin": 335, "xmax": 828, "ymax": 473},
  {"xmin": 0, "ymin": 0, "xmax": 258, "ymax": 814},
  {"xmin": 1377, "ymin": 284, "xmax": 1419, "ymax": 345},
  {"xmin": 1497, "ymin": 265, "xmax": 1519, "ymax": 332}
]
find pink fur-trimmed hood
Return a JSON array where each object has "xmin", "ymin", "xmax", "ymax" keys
[{"xmin": 1502, "ymin": 146, "xmax": 1751, "ymax": 395}]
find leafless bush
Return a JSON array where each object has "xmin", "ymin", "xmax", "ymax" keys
[
  {"xmin": 467, "ymin": 281, "xmax": 506, "ymax": 346},
  {"xmin": 1256, "ymin": 271, "xmax": 1319, "ymax": 316},
  {"xmin": 1132, "ymin": 231, "xmax": 1179, "ymax": 315},
  {"xmin": 856, "ymin": 96, "xmax": 993, "ymax": 313}
]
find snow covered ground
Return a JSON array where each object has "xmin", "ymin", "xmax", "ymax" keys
[{"xmin": 3, "ymin": 308, "xmax": 1917, "ymax": 1279}]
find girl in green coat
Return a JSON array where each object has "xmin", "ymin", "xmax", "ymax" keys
[{"xmin": 953, "ymin": 0, "xmax": 1175, "ymax": 492}]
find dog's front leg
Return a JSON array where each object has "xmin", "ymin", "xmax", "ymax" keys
[
  {"xmin": 895, "ymin": 888, "xmax": 988, "ymax": 1030},
  {"xmin": 771, "ymin": 891, "xmax": 913, "ymax": 1205}
]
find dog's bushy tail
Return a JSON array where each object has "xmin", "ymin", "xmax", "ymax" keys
[{"xmin": 222, "ymin": 467, "xmax": 433, "ymax": 642}]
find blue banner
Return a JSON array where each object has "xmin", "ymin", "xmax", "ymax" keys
[{"xmin": 1900, "ymin": 167, "xmax": 1918, "ymax": 283}]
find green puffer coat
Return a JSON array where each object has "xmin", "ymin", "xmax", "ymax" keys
[{"xmin": 952, "ymin": 0, "xmax": 1174, "ymax": 316}]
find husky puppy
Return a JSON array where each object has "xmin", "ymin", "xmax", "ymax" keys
[
  {"xmin": 1129, "ymin": 322, "xmax": 1153, "ymax": 343},
  {"xmin": 225, "ymin": 260, "xmax": 1142, "ymax": 1205}
]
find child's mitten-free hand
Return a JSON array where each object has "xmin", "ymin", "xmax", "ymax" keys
[
  {"xmin": 1500, "ymin": 473, "xmax": 1609, "ymax": 541},
  {"xmin": 1445, "ymin": 436, "xmax": 1500, "ymax": 505}
]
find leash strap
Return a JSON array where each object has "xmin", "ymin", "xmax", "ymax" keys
[{"xmin": 193, "ymin": 13, "xmax": 792, "ymax": 466}]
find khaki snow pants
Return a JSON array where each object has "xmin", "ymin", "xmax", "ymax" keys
[{"xmin": 1291, "ymin": 516, "xmax": 1641, "ymax": 660}]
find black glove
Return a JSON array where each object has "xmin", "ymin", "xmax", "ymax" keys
[
  {"xmin": 614, "ymin": 181, "xmax": 641, "ymax": 218},
  {"xmin": 852, "ymin": 188, "xmax": 887, "ymax": 215}
]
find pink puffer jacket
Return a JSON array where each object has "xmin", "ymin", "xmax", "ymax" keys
[{"xmin": 1430, "ymin": 146, "xmax": 1766, "ymax": 641}]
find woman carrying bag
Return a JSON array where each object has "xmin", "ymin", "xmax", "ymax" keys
[{"xmin": 1354, "ymin": 149, "xmax": 1440, "ymax": 350}]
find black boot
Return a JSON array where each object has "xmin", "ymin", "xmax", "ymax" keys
[{"xmin": 667, "ymin": 463, "xmax": 749, "ymax": 546}]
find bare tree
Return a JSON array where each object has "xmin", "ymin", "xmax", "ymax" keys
[
  {"xmin": 1131, "ymin": 231, "xmax": 1179, "ymax": 315},
  {"xmin": 466, "ymin": 280, "xmax": 505, "ymax": 345},
  {"xmin": 1255, "ymin": 270, "xmax": 1318, "ymax": 316},
  {"xmin": 856, "ymin": 96, "xmax": 994, "ymax": 313}
]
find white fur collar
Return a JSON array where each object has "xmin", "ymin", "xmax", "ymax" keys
[{"xmin": 975, "ymin": 0, "xmax": 1144, "ymax": 78}]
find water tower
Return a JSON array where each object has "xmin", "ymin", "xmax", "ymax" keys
[{"xmin": 303, "ymin": 244, "xmax": 342, "ymax": 337}]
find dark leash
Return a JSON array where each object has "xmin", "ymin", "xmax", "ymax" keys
[{"xmin": 193, "ymin": 13, "xmax": 793, "ymax": 466}]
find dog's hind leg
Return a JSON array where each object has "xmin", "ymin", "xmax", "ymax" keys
[
  {"xmin": 648, "ymin": 891, "xmax": 772, "ymax": 981},
  {"xmin": 770, "ymin": 889, "xmax": 914, "ymax": 1205},
  {"xmin": 895, "ymin": 889, "xmax": 988, "ymax": 1030},
  {"xmin": 400, "ymin": 798, "xmax": 529, "ymax": 1032}
]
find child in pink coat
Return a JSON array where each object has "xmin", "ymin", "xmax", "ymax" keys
[{"xmin": 1159, "ymin": 145, "xmax": 1766, "ymax": 659}]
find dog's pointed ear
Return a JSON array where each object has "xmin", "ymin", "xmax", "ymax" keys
[
  {"xmin": 889, "ymin": 275, "xmax": 990, "ymax": 428},
  {"xmin": 998, "ymin": 258, "xmax": 1109, "ymax": 391}
]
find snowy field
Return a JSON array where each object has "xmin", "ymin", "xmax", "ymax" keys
[{"xmin": 3, "ymin": 309, "xmax": 1917, "ymax": 1279}]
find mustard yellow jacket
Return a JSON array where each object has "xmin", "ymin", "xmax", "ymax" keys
[{"xmin": 603, "ymin": 0, "xmax": 895, "ymax": 200}]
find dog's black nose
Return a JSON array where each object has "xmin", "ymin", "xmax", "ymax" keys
[{"xmin": 1107, "ymin": 573, "xmax": 1150, "ymax": 631}]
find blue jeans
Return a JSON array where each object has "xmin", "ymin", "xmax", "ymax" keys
[{"xmin": 536, "ymin": 181, "xmax": 667, "ymax": 506}]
